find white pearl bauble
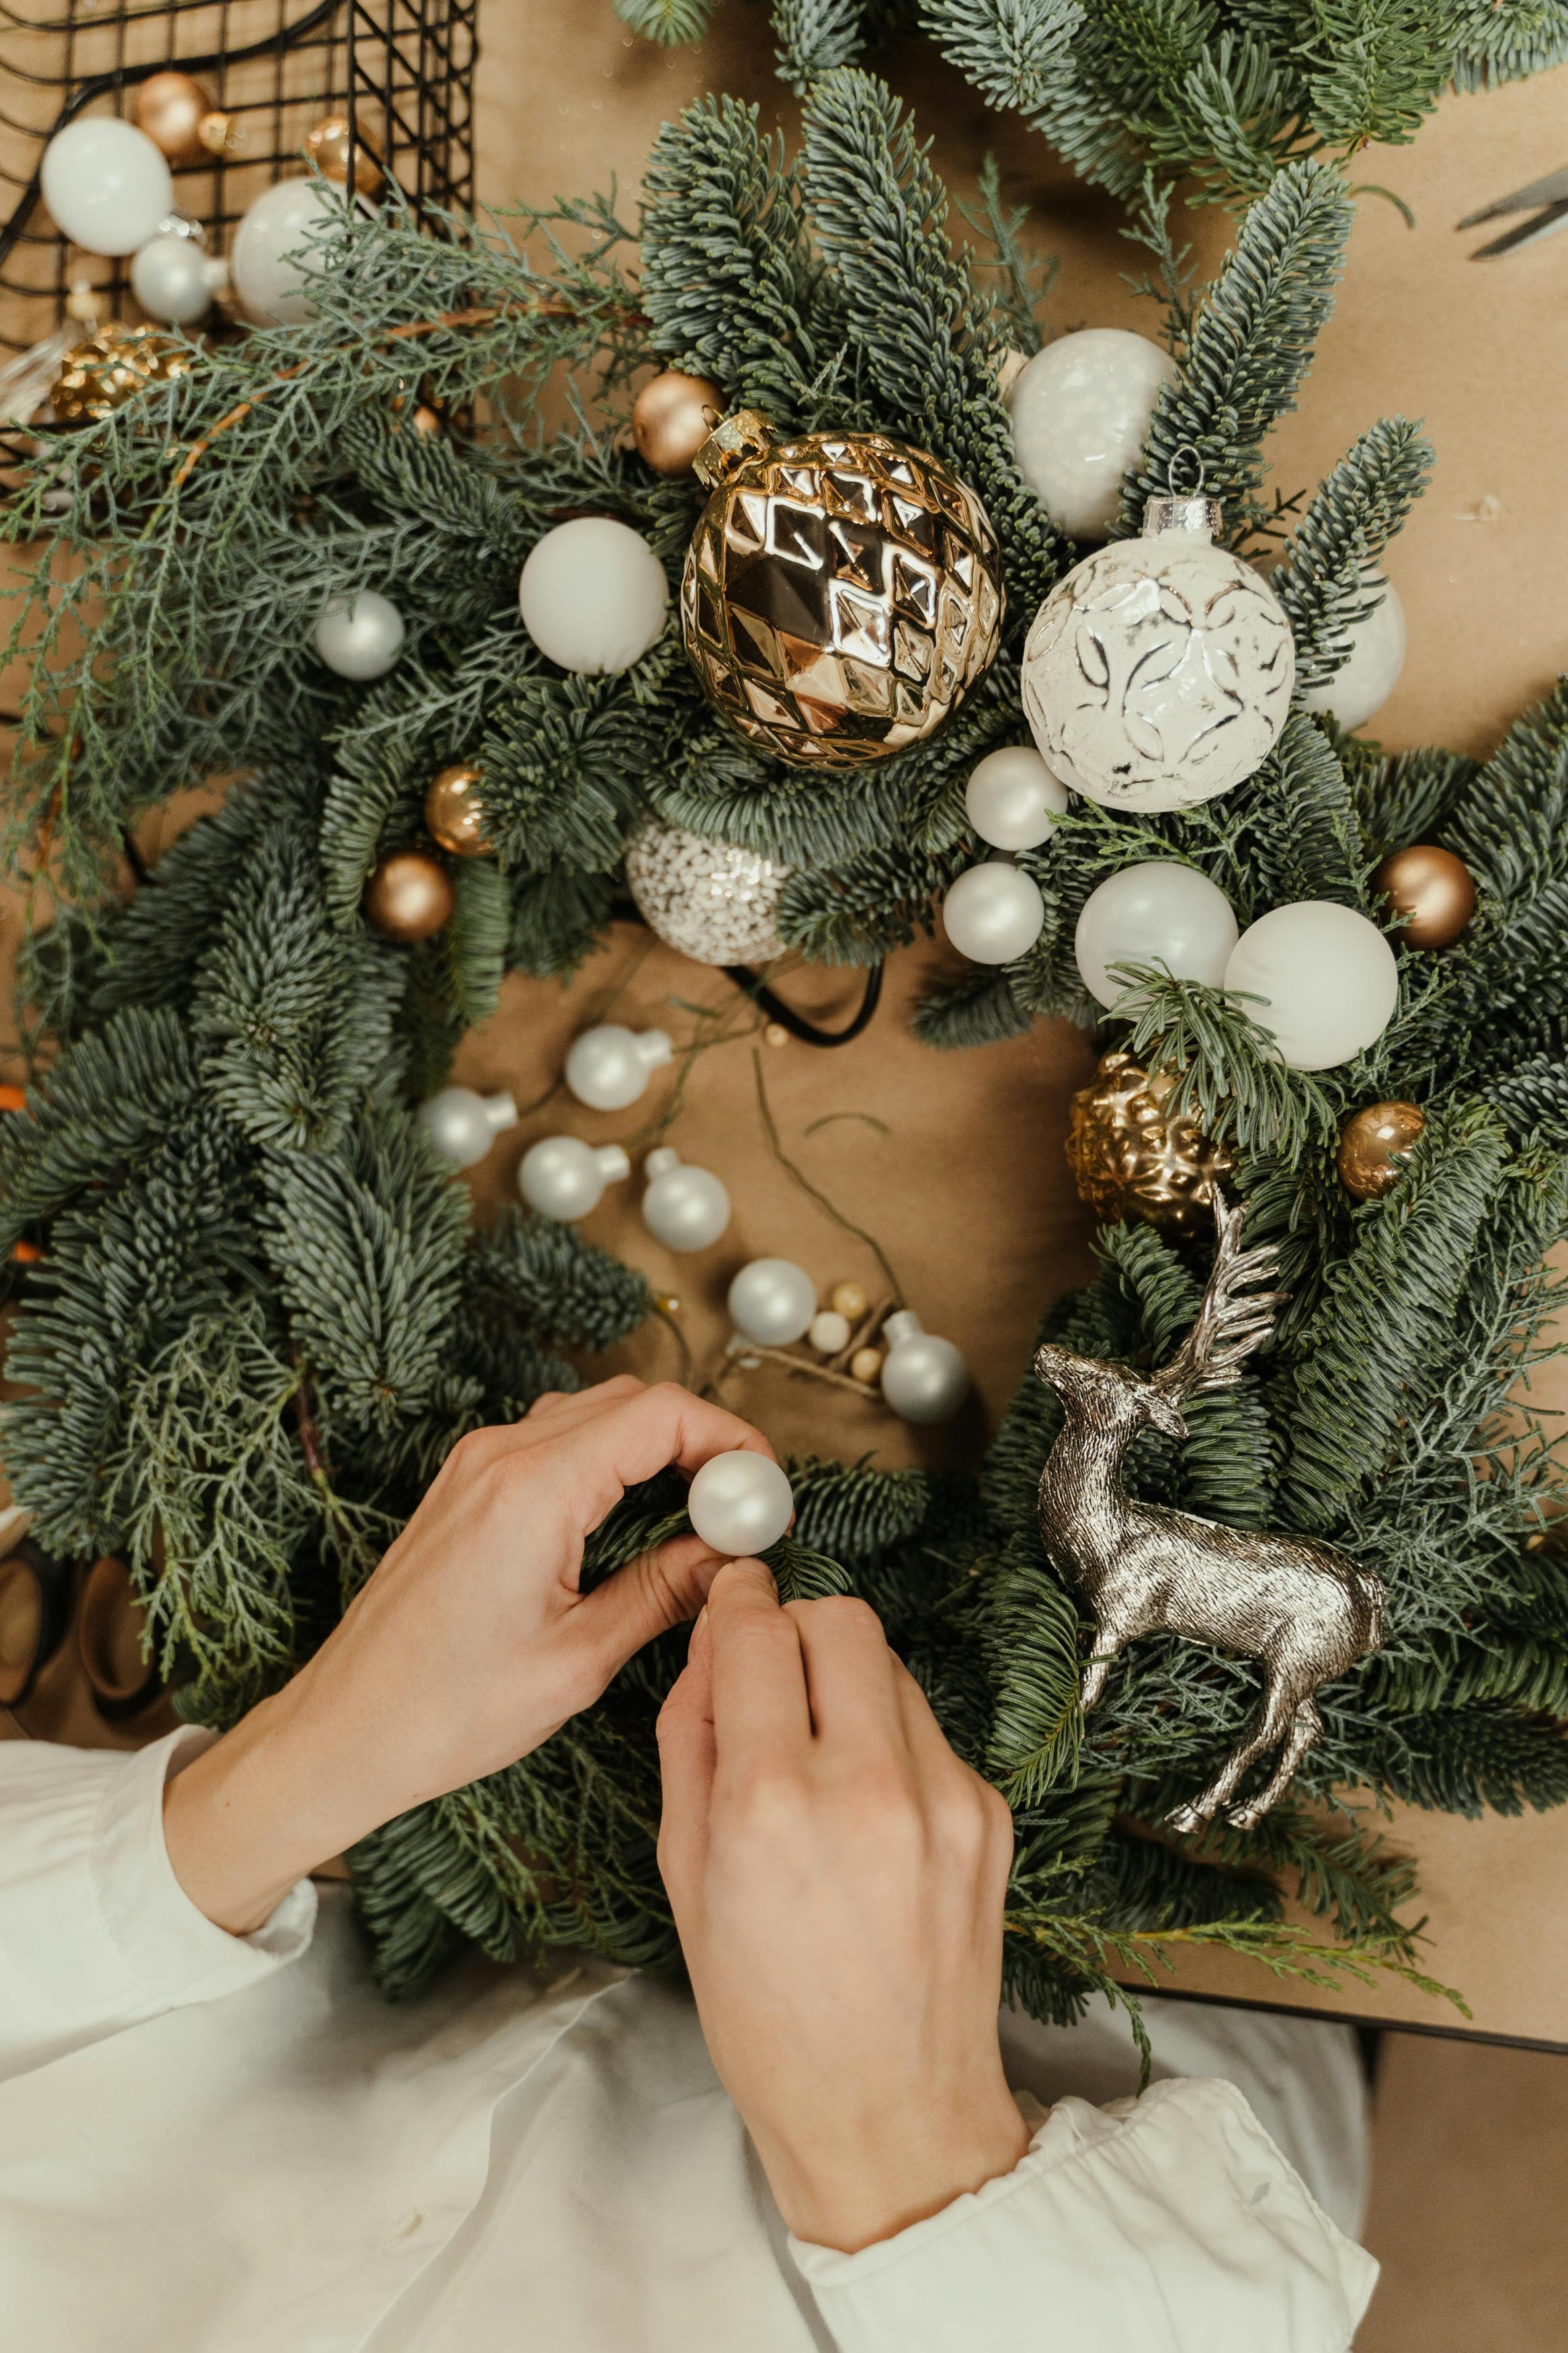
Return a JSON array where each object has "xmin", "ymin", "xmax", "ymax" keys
[
  {"xmin": 879, "ymin": 1309, "xmax": 970, "ymax": 1425},
  {"xmin": 1074, "ymin": 861, "xmax": 1239, "ymax": 1010},
  {"xmin": 313, "ymin": 590, "xmax": 406, "ymax": 680},
  {"xmin": 130, "ymin": 231, "xmax": 226, "ymax": 324},
  {"xmin": 1301, "ymin": 580, "xmax": 1406, "ymax": 733},
  {"xmin": 518, "ymin": 518, "xmax": 669, "ymax": 675},
  {"xmin": 231, "ymin": 177, "xmax": 356, "ymax": 326},
  {"xmin": 687, "ymin": 1451, "xmax": 795, "ymax": 1557},
  {"xmin": 41, "ymin": 118, "xmax": 174, "ymax": 257},
  {"xmin": 641, "ymin": 1148, "xmax": 731, "ymax": 1252},
  {"xmin": 564, "ymin": 1023, "xmax": 673, "ymax": 1111},
  {"xmin": 518, "ymin": 1136, "xmax": 630, "ymax": 1220},
  {"xmin": 943, "ymin": 858, "xmax": 1045, "ymax": 965},
  {"xmin": 1009, "ymin": 329, "xmax": 1177, "ymax": 541},
  {"xmin": 418, "ymin": 1086, "xmax": 518, "ymax": 1168},
  {"xmin": 1225, "ymin": 902, "xmax": 1399, "ymax": 1071},
  {"xmin": 965, "ymin": 745, "xmax": 1069, "ymax": 851},
  {"xmin": 727, "ymin": 1257, "xmax": 817, "ymax": 1347},
  {"xmin": 809, "ymin": 1310, "xmax": 851, "ymax": 1355}
]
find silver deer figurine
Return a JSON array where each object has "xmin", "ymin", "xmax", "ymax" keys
[{"xmin": 1034, "ymin": 1191, "xmax": 1385, "ymax": 1833}]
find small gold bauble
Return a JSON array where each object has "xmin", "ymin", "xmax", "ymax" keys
[
  {"xmin": 303, "ymin": 113, "xmax": 382, "ymax": 194},
  {"xmin": 682, "ymin": 410, "xmax": 1003, "ymax": 770},
  {"xmin": 364, "ymin": 849, "xmax": 454, "ymax": 941},
  {"xmin": 632, "ymin": 370, "xmax": 723, "ymax": 476},
  {"xmin": 1337, "ymin": 1100, "xmax": 1425, "ymax": 1201},
  {"xmin": 1065, "ymin": 1050, "xmax": 1233, "ymax": 1235},
  {"xmin": 51, "ymin": 324, "xmax": 194, "ymax": 426},
  {"xmin": 134, "ymin": 71, "xmax": 231, "ymax": 167},
  {"xmin": 424, "ymin": 762, "xmax": 493, "ymax": 859},
  {"xmin": 831, "ymin": 1281, "xmax": 869, "ymax": 1321},
  {"xmin": 763, "ymin": 1021, "xmax": 790, "ymax": 1048},
  {"xmin": 850, "ymin": 1346, "xmax": 884, "ymax": 1385},
  {"xmin": 1373, "ymin": 844, "xmax": 1477, "ymax": 949}
]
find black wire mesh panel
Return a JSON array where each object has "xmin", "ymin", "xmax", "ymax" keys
[{"xmin": 0, "ymin": 0, "xmax": 478, "ymax": 356}]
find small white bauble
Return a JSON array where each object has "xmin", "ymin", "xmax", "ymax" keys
[
  {"xmin": 518, "ymin": 1136, "xmax": 630, "ymax": 1220},
  {"xmin": 130, "ymin": 231, "xmax": 226, "ymax": 325},
  {"xmin": 1009, "ymin": 329, "xmax": 1178, "ymax": 541},
  {"xmin": 518, "ymin": 518, "xmax": 669, "ymax": 675},
  {"xmin": 641, "ymin": 1148, "xmax": 731, "ymax": 1252},
  {"xmin": 687, "ymin": 1450, "xmax": 795, "ymax": 1557},
  {"xmin": 727, "ymin": 1257, "xmax": 817, "ymax": 1347},
  {"xmin": 564, "ymin": 1023, "xmax": 673, "ymax": 1111},
  {"xmin": 1022, "ymin": 491, "xmax": 1295, "ymax": 813},
  {"xmin": 1301, "ymin": 580, "xmax": 1406, "ymax": 734},
  {"xmin": 879, "ymin": 1309, "xmax": 970, "ymax": 1425},
  {"xmin": 624, "ymin": 819, "xmax": 790, "ymax": 966},
  {"xmin": 418, "ymin": 1086, "xmax": 518, "ymax": 1169},
  {"xmin": 965, "ymin": 744, "xmax": 1069, "ymax": 851},
  {"xmin": 1074, "ymin": 861, "xmax": 1239, "ymax": 1010},
  {"xmin": 41, "ymin": 118, "xmax": 174, "ymax": 257},
  {"xmin": 809, "ymin": 1309, "xmax": 851, "ymax": 1355},
  {"xmin": 313, "ymin": 590, "xmax": 406, "ymax": 681},
  {"xmin": 1225, "ymin": 902, "xmax": 1399, "ymax": 1071},
  {"xmin": 231, "ymin": 177, "xmax": 356, "ymax": 326},
  {"xmin": 943, "ymin": 858, "xmax": 1045, "ymax": 965}
]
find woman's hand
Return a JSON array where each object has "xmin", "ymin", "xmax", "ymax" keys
[
  {"xmin": 656, "ymin": 1560, "xmax": 1029, "ymax": 2256},
  {"xmin": 164, "ymin": 1378, "xmax": 776, "ymax": 1936}
]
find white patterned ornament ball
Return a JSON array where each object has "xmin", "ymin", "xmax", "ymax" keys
[
  {"xmin": 565, "ymin": 1023, "xmax": 673, "ymax": 1111},
  {"xmin": 943, "ymin": 859, "xmax": 1045, "ymax": 965},
  {"xmin": 41, "ymin": 118, "xmax": 174, "ymax": 257},
  {"xmin": 518, "ymin": 518, "xmax": 669, "ymax": 676},
  {"xmin": 1301, "ymin": 580, "xmax": 1406, "ymax": 734},
  {"xmin": 418, "ymin": 1086, "xmax": 518, "ymax": 1169},
  {"xmin": 727, "ymin": 1258, "xmax": 817, "ymax": 1347},
  {"xmin": 964, "ymin": 745, "xmax": 1069, "ymax": 851},
  {"xmin": 641, "ymin": 1149, "xmax": 731, "ymax": 1252},
  {"xmin": 625, "ymin": 820, "xmax": 790, "ymax": 967},
  {"xmin": 314, "ymin": 591, "xmax": 406, "ymax": 680},
  {"xmin": 1074, "ymin": 861, "xmax": 1239, "ymax": 1010},
  {"xmin": 1008, "ymin": 329, "xmax": 1178, "ymax": 541},
  {"xmin": 1224, "ymin": 902, "xmax": 1399, "ymax": 1072},
  {"xmin": 518, "ymin": 1137, "xmax": 630, "ymax": 1221},
  {"xmin": 688, "ymin": 1451, "xmax": 794, "ymax": 1557},
  {"xmin": 879, "ymin": 1310, "xmax": 970, "ymax": 1425}
]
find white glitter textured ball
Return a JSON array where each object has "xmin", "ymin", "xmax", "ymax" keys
[
  {"xmin": 1074, "ymin": 861, "xmax": 1239, "ymax": 1010},
  {"xmin": 130, "ymin": 231, "xmax": 226, "ymax": 325},
  {"xmin": 625, "ymin": 820, "xmax": 790, "ymax": 966},
  {"xmin": 965, "ymin": 744, "xmax": 1069, "ymax": 851},
  {"xmin": 565, "ymin": 1023, "xmax": 673, "ymax": 1111},
  {"xmin": 943, "ymin": 859, "xmax": 1045, "ymax": 965},
  {"xmin": 688, "ymin": 1451, "xmax": 794, "ymax": 1557},
  {"xmin": 418, "ymin": 1086, "xmax": 518, "ymax": 1168},
  {"xmin": 231, "ymin": 177, "xmax": 355, "ymax": 325},
  {"xmin": 641, "ymin": 1148, "xmax": 731, "ymax": 1252},
  {"xmin": 42, "ymin": 118, "xmax": 173, "ymax": 257},
  {"xmin": 879, "ymin": 1309, "xmax": 970, "ymax": 1425},
  {"xmin": 1225, "ymin": 902, "xmax": 1399, "ymax": 1072},
  {"xmin": 1009, "ymin": 329, "xmax": 1177, "ymax": 541},
  {"xmin": 518, "ymin": 1137, "xmax": 630, "ymax": 1221},
  {"xmin": 1301, "ymin": 580, "xmax": 1406, "ymax": 734},
  {"xmin": 314, "ymin": 590, "xmax": 406, "ymax": 680},
  {"xmin": 728, "ymin": 1257, "xmax": 817, "ymax": 1346},
  {"xmin": 518, "ymin": 518, "xmax": 669, "ymax": 674}
]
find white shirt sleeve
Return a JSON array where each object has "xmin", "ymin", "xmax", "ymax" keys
[
  {"xmin": 0, "ymin": 1726, "xmax": 317, "ymax": 2085},
  {"xmin": 790, "ymin": 2077, "xmax": 1379, "ymax": 2353}
]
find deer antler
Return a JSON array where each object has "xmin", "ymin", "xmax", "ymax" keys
[{"xmin": 1151, "ymin": 1190, "xmax": 1288, "ymax": 1400}]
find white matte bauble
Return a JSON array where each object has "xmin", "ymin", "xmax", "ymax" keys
[
  {"xmin": 641, "ymin": 1148, "xmax": 731, "ymax": 1252},
  {"xmin": 1009, "ymin": 329, "xmax": 1178, "ymax": 541},
  {"xmin": 41, "ymin": 118, "xmax": 174, "ymax": 257},
  {"xmin": 130, "ymin": 231, "xmax": 226, "ymax": 325},
  {"xmin": 1225, "ymin": 901, "xmax": 1399, "ymax": 1072},
  {"xmin": 943, "ymin": 858, "xmax": 1045, "ymax": 965},
  {"xmin": 313, "ymin": 590, "xmax": 406, "ymax": 680},
  {"xmin": 518, "ymin": 1136, "xmax": 630, "ymax": 1220},
  {"xmin": 564, "ymin": 1023, "xmax": 673, "ymax": 1111},
  {"xmin": 231, "ymin": 177, "xmax": 358, "ymax": 325},
  {"xmin": 879, "ymin": 1309, "xmax": 970, "ymax": 1425},
  {"xmin": 1301, "ymin": 580, "xmax": 1406, "ymax": 734},
  {"xmin": 687, "ymin": 1450, "xmax": 795, "ymax": 1557},
  {"xmin": 418, "ymin": 1086, "xmax": 518, "ymax": 1169},
  {"xmin": 1022, "ymin": 493, "xmax": 1295, "ymax": 813},
  {"xmin": 965, "ymin": 744, "xmax": 1069, "ymax": 851},
  {"xmin": 1074, "ymin": 861, "xmax": 1239, "ymax": 1010},
  {"xmin": 809, "ymin": 1310, "xmax": 851, "ymax": 1355},
  {"xmin": 727, "ymin": 1257, "xmax": 817, "ymax": 1347},
  {"xmin": 518, "ymin": 518, "xmax": 669, "ymax": 675}
]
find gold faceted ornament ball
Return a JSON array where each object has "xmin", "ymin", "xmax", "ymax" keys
[
  {"xmin": 1337, "ymin": 1100, "xmax": 1425, "ymax": 1201},
  {"xmin": 1373, "ymin": 844, "xmax": 1477, "ymax": 950},
  {"xmin": 632, "ymin": 370, "xmax": 723, "ymax": 477},
  {"xmin": 303, "ymin": 113, "xmax": 383, "ymax": 194},
  {"xmin": 831, "ymin": 1281, "xmax": 869, "ymax": 1321},
  {"xmin": 51, "ymin": 324, "xmax": 194, "ymax": 426},
  {"xmin": 850, "ymin": 1346, "xmax": 884, "ymax": 1386},
  {"xmin": 134, "ymin": 70, "xmax": 232, "ymax": 167},
  {"xmin": 1065, "ymin": 1051, "xmax": 1233, "ymax": 1236},
  {"xmin": 682, "ymin": 409, "xmax": 1004, "ymax": 770},
  {"xmin": 424, "ymin": 762, "xmax": 493, "ymax": 859},
  {"xmin": 364, "ymin": 849, "xmax": 454, "ymax": 941}
]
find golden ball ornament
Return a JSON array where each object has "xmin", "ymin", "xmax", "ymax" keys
[
  {"xmin": 763, "ymin": 1021, "xmax": 790, "ymax": 1048},
  {"xmin": 1373, "ymin": 844, "xmax": 1477, "ymax": 949},
  {"xmin": 424, "ymin": 762, "xmax": 493, "ymax": 859},
  {"xmin": 1337, "ymin": 1100, "xmax": 1425, "ymax": 1201},
  {"xmin": 633, "ymin": 370, "xmax": 723, "ymax": 476},
  {"xmin": 50, "ymin": 323, "xmax": 193, "ymax": 426},
  {"xmin": 302, "ymin": 113, "xmax": 382, "ymax": 194},
  {"xmin": 364, "ymin": 850, "xmax": 454, "ymax": 941},
  {"xmin": 850, "ymin": 1347, "xmax": 884, "ymax": 1385},
  {"xmin": 134, "ymin": 71, "xmax": 232, "ymax": 167},
  {"xmin": 682, "ymin": 409, "xmax": 1003, "ymax": 770},
  {"xmin": 831, "ymin": 1281, "xmax": 869, "ymax": 1321},
  {"xmin": 1065, "ymin": 1050, "xmax": 1233, "ymax": 1235}
]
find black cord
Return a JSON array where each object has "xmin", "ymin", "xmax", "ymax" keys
[{"xmin": 723, "ymin": 959, "xmax": 883, "ymax": 1047}]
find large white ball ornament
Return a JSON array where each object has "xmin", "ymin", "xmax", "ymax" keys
[
  {"xmin": 418, "ymin": 1086, "xmax": 518, "ymax": 1169},
  {"xmin": 1009, "ymin": 329, "xmax": 1177, "ymax": 541},
  {"xmin": 965, "ymin": 745, "xmax": 1069, "ymax": 851},
  {"xmin": 314, "ymin": 590, "xmax": 406, "ymax": 680},
  {"xmin": 727, "ymin": 1258, "xmax": 817, "ymax": 1347},
  {"xmin": 1301, "ymin": 580, "xmax": 1406, "ymax": 734},
  {"xmin": 518, "ymin": 518, "xmax": 669, "ymax": 675},
  {"xmin": 565, "ymin": 1023, "xmax": 673, "ymax": 1111},
  {"xmin": 131, "ymin": 231, "xmax": 226, "ymax": 325},
  {"xmin": 518, "ymin": 1137, "xmax": 630, "ymax": 1221},
  {"xmin": 1225, "ymin": 902, "xmax": 1399, "ymax": 1072},
  {"xmin": 231, "ymin": 177, "xmax": 357, "ymax": 326},
  {"xmin": 943, "ymin": 859, "xmax": 1045, "ymax": 965},
  {"xmin": 41, "ymin": 118, "xmax": 174, "ymax": 257},
  {"xmin": 1074, "ymin": 861, "xmax": 1239, "ymax": 1010},
  {"xmin": 641, "ymin": 1148, "xmax": 731, "ymax": 1252},
  {"xmin": 688, "ymin": 1451, "xmax": 795, "ymax": 1557},
  {"xmin": 880, "ymin": 1310, "xmax": 970, "ymax": 1425}
]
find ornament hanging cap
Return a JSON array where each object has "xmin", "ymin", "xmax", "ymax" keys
[
  {"xmin": 692, "ymin": 408, "xmax": 772, "ymax": 489},
  {"xmin": 1144, "ymin": 444, "xmax": 1223, "ymax": 541}
]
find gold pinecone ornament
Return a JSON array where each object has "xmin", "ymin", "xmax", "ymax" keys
[
  {"xmin": 51, "ymin": 324, "xmax": 193, "ymax": 426},
  {"xmin": 681, "ymin": 410, "xmax": 1003, "ymax": 769},
  {"xmin": 1066, "ymin": 1051, "xmax": 1233, "ymax": 1235}
]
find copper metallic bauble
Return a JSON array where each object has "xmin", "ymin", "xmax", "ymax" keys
[
  {"xmin": 364, "ymin": 849, "xmax": 454, "ymax": 941},
  {"xmin": 1337, "ymin": 1099, "xmax": 1425, "ymax": 1201},
  {"xmin": 1065, "ymin": 1050, "xmax": 1233, "ymax": 1235},
  {"xmin": 134, "ymin": 71, "xmax": 232, "ymax": 168},
  {"xmin": 632, "ymin": 370, "xmax": 722, "ymax": 476},
  {"xmin": 303, "ymin": 114, "xmax": 382, "ymax": 194},
  {"xmin": 424, "ymin": 762, "xmax": 493, "ymax": 858},
  {"xmin": 50, "ymin": 323, "xmax": 193, "ymax": 425},
  {"xmin": 682, "ymin": 409, "xmax": 1003, "ymax": 770},
  {"xmin": 1373, "ymin": 844, "xmax": 1477, "ymax": 949}
]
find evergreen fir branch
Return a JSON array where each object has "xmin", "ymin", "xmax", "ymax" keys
[
  {"xmin": 1299, "ymin": 0, "xmax": 1457, "ymax": 150},
  {"xmin": 466, "ymin": 1211, "xmax": 653, "ymax": 1351},
  {"xmin": 958, "ymin": 155, "xmax": 1059, "ymax": 352},
  {"xmin": 1222, "ymin": 712, "xmax": 1368, "ymax": 912},
  {"xmin": 911, "ymin": 965, "xmax": 1037, "ymax": 1049},
  {"xmin": 1106, "ymin": 969, "xmax": 1339, "ymax": 1158},
  {"xmin": 1272, "ymin": 418, "xmax": 1435, "ymax": 689},
  {"xmin": 614, "ymin": 0, "xmax": 716, "ymax": 42},
  {"xmin": 775, "ymin": 0, "xmax": 869, "ymax": 91},
  {"xmin": 440, "ymin": 859, "xmax": 511, "ymax": 1031},
  {"xmin": 985, "ymin": 1530, "xmax": 1087, "ymax": 1802},
  {"xmin": 1015, "ymin": 1907, "xmax": 1468, "ymax": 2019},
  {"xmin": 1374, "ymin": 1706, "xmax": 1568, "ymax": 1817},
  {"xmin": 917, "ymin": 0, "xmax": 1084, "ymax": 114},
  {"xmin": 1344, "ymin": 741, "xmax": 1481, "ymax": 848},
  {"xmin": 789, "ymin": 1455, "xmax": 933, "ymax": 1562},
  {"xmin": 0, "ymin": 1005, "xmax": 200, "ymax": 1250}
]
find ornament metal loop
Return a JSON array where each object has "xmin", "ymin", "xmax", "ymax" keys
[
  {"xmin": 692, "ymin": 408, "xmax": 773, "ymax": 489},
  {"xmin": 1167, "ymin": 442, "xmax": 1207, "ymax": 495}
]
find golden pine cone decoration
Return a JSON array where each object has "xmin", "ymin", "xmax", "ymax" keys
[
  {"xmin": 1065, "ymin": 1051, "xmax": 1233, "ymax": 1235},
  {"xmin": 51, "ymin": 324, "xmax": 194, "ymax": 426}
]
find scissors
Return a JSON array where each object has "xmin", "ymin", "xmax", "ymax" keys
[{"xmin": 1458, "ymin": 164, "xmax": 1568, "ymax": 257}]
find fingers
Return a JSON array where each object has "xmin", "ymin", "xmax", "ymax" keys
[
  {"xmin": 656, "ymin": 1607, "xmax": 717, "ymax": 1895},
  {"xmin": 786, "ymin": 1595, "xmax": 904, "ymax": 1753},
  {"xmin": 561, "ymin": 1384, "xmax": 780, "ymax": 1525},
  {"xmin": 706, "ymin": 1557, "xmax": 811, "ymax": 1771},
  {"xmin": 573, "ymin": 1531, "xmax": 725, "ymax": 1675}
]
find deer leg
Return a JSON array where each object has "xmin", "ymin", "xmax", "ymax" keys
[
  {"xmin": 1080, "ymin": 1607, "xmax": 1144, "ymax": 1713},
  {"xmin": 1227, "ymin": 1699, "xmax": 1323, "ymax": 1831},
  {"xmin": 1167, "ymin": 1672, "xmax": 1295, "ymax": 1837}
]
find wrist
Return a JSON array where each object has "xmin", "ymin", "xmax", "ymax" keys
[{"xmin": 765, "ymin": 2080, "xmax": 1032, "ymax": 2254}]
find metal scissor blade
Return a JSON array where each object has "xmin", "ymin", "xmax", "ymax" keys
[
  {"xmin": 1469, "ymin": 199, "xmax": 1568, "ymax": 259},
  {"xmin": 1457, "ymin": 163, "xmax": 1568, "ymax": 228}
]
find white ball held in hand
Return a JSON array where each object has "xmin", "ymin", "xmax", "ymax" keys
[
  {"xmin": 880, "ymin": 1310, "xmax": 970, "ymax": 1425},
  {"xmin": 131, "ymin": 231, "xmax": 226, "ymax": 325},
  {"xmin": 688, "ymin": 1450, "xmax": 794, "ymax": 1558},
  {"xmin": 1301, "ymin": 580, "xmax": 1406, "ymax": 734},
  {"xmin": 314, "ymin": 590, "xmax": 406, "ymax": 680},
  {"xmin": 641, "ymin": 1148, "xmax": 731, "ymax": 1252},
  {"xmin": 419, "ymin": 1086, "xmax": 518, "ymax": 1169},
  {"xmin": 965, "ymin": 745, "xmax": 1069, "ymax": 851},
  {"xmin": 565, "ymin": 1023, "xmax": 673, "ymax": 1111},
  {"xmin": 518, "ymin": 1136, "xmax": 630, "ymax": 1221},
  {"xmin": 1074, "ymin": 861, "xmax": 1239, "ymax": 1010},
  {"xmin": 944, "ymin": 859, "xmax": 1045, "ymax": 965},
  {"xmin": 519, "ymin": 518, "xmax": 669, "ymax": 674},
  {"xmin": 42, "ymin": 118, "xmax": 174, "ymax": 257},
  {"xmin": 231, "ymin": 177, "xmax": 355, "ymax": 325},
  {"xmin": 1009, "ymin": 329, "xmax": 1177, "ymax": 541},
  {"xmin": 1225, "ymin": 902, "xmax": 1399, "ymax": 1071},
  {"xmin": 728, "ymin": 1258, "xmax": 817, "ymax": 1347}
]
